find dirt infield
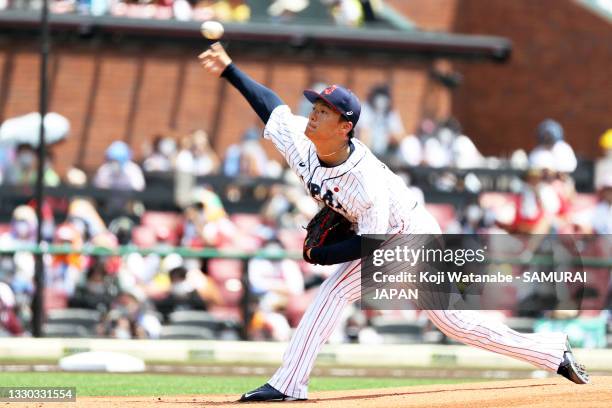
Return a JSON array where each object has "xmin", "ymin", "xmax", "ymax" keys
[{"xmin": 44, "ymin": 376, "xmax": 611, "ymax": 407}]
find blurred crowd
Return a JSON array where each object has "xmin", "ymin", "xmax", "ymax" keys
[
  {"xmin": 1, "ymin": 80, "xmax": 611, "ymax": 345},
  {"xmin": 1, "ymin": 0, "xmax": 382, "ymax": 27},
  {"xmin": 0, "ymin": 185, "xmax": 331, "ymax": 340},
  {"xmin": 3, "ymin": 0, "xmax": 251, "ymax": 21}
]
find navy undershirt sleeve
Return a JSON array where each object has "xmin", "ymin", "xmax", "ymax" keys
[
  {"xmin": 309, "ymin": 235, "xmax": 388, "ymax": 266},
  {"xmin": 221, "ymin": 63, "xmax": 284, "ymax": 124},
  {"xmin": 309, "ymin": 235, "xmax": 362, "ymax": 265}
]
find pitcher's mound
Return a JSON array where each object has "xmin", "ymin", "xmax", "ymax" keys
[{"xmin": 67, "ymin": 376, "xmax": 612, "ymax": 407}]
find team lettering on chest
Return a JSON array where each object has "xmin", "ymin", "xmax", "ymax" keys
[{"xmin": 307, "ymin": 180, "xmax": 343, "ymax": 210}]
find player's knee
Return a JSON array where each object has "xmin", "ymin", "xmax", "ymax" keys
[{"xmin": 427, "ymin": 310, "xmax": 469, "ymax": 337}]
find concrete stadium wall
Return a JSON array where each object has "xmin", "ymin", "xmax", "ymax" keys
[{"xmin": 1, "ymin": 338, "xmax": 612, "ymax": 372}]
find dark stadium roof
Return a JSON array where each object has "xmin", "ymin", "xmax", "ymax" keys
[{"xmin": 0, "ymin": 10, "xmax": 511, "ymax": 62}]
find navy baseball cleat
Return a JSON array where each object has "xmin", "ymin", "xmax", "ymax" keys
[
  {"xmin": 239, "ymin": 383, "xmax": 306, "ymax": 402},
  {"xmin": 557, "ymin": 341, "xmax": 590, "ymax": 384}
]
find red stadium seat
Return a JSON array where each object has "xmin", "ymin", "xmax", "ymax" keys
[
  {"xmin": 230, "ymin": 213, "xmax": 263, "ymax": 233},
  {"xmin": 424, "ymin": 204, "xmax": 456, "ymax": 231},
  {"xmin": 0, "ymin": 223, "xmax": 10, "ymax": 236},
  {"xmin": 479, "ymin": 192, "xmax": 518, "ymax": 226},
  {"xmin": 208, "ymin": 259, "xmax": 243, "ymax": 281},
  {"xmin": 285, "ymin": 289, "xmax": 318, "ymax": 327},
  {"xmin": 131, "ymin": 225, "xmax": 157, "ymax": 248},
  {"xmin": 208, "ymin": 305, "xmax": 242, "ymax": 322},
  {"xmin": 278, "ymin": 228, "xmax": 307, "ymax": 251},
  {"xmin": 207, "ymin": 259, "xmax": 244, "ymax": 307},
  {"xmin": 44, "ymin": 288, "xmax": 68, "ymax": 311},
  {"xmin": 570, "ymin": 193, "xmax": 598, "ymax": 213},
  {"xmin": 140, "ymin": 211, "xmax": 183, "ymax": 245}
]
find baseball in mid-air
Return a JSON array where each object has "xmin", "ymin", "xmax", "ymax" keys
[{"xmin": 200, "ymin": 21, "xmax": 224, "ymax": 40}]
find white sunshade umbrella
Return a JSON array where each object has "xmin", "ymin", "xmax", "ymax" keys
[{"xmin": 0, "ymin": 112, "xmax": 70, "ymax": 146}]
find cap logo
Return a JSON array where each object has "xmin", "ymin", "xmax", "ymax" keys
[
  {"xmin": 346, "ymin": 111, "xmax": 353, "ymax": 115},
  {"xmin": 323, "ymin": 85, "xmax": 337, "ymax": 95}
]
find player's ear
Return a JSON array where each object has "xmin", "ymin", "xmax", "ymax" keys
[{"xmin": 341, "ymin": 121, "xmax": 354, "ymax": 139}]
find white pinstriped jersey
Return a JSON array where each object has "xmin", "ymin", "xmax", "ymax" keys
[{"xmin": 264, "ymin": 105, "xmax": 419, "ymax": 235}]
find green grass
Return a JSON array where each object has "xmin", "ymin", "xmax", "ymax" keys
[{"xmin": 0, "ymin": 372, "xmax": 479, "ymax": 396}]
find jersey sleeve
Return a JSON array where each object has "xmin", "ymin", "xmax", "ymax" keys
[{"xmin": 263, "ymin": 105, "xmax": 309, "ymax": 157}]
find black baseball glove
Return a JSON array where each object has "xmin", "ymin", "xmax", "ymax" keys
[{"xmin": 303, "ymin": 206, "xmax": 355, "ymax": 263}]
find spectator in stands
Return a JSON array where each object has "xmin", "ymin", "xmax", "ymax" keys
[
  {"xmin": 182, "ymin": 187, "xmax": 235, "ymax": 247},
  {"xmin": 119, "ymin": 255, "xmax": 156, "ymax": 311},
  {"xmin": 69, "ymin": 256, "xmax": 120, "ymax": 313},
  {"xmin": 175, "ymin": 134, "xmax": 195, "ymax": 173},
  {"xmin": 191, "ymin": 129, "xmax": 220, "ymax": 176},
  {"xmin": 49, "ymin": 0, "xmax": 77, "ymax": 14},
  {"xmin": 0, "ymin": 205, "xmax": 37, "ymax": 246},
  {"xmin": 421, "ymin": 118, "xmax": 483, "ymax": 169},
  {"xmin": 248, "ymin": 237, "xmax": 304, "ymax": 341},
  {"xmin": 47, "ymin": 223, "xmax": 86, "ymax": 298},
  {"xmin": 357, "ymin": 84, "xmax": 404, "ymax": 158},
  {"xmin": 0, "ymin": 250, "xmax": 34, "ymax": 333},
  {"xmin": 456, "ymin": 204, "xmax": 486, "ymax": 234},
  {"xmin": 65, "ymin": 198, "xmax": 108, "ymax": 244},
  {"xmin": 214, "ymin": 0, "xmax": 251, "ymax": 22},
  {"xmin": 6, "ymin": 252, "xmax": 35, "ymax": 309},
  {"xmin": 0, "ymin": 141, "xmax": 12, "ymax": 185},
  {"xmin": 153, "ymin": 265, "xmax": 209, "ymax": 319},
  {"xmin": 94, "ymin": 141, "xmax": 145, "ymax": 191},
  {"xmin": 267, "ymin": 0, "xmax": 309, "ymax": 22},
  {"xmin": 172, "ymin": 0, "xmax": 194, "ymax": 21},
  {"xmin": 0, "ymin": 205, "xmax": 40, "ymax": 302},
  {"xmin": 322, "ymin": 0, "xmax": 364, "ymax": 27},
  {"xmin": 591, "ymin": 175, "xmax": 612, "ymax": 235},
  {"xmin": 397, "ymin": 133, "xmax": 423, "ymax": 167},
  {"xmin": 445, "ymin": 117, "xmax": 483, "ymax": 169},
  {"xmin": 421, "ymin": 119, "xmax": 450, "ymax": 168},
  {"xmin": 191, "ymin": 0, "xmax": 221, "ymax": 21},
  {"xmin": 511, "ymin": 154, "xmax": 551, "ymax": 234},
  {"xmin": 248, "ymin": 237, "xmax": 304, "ymax": 308},
  {"xmin": 108, "ymin": 216, "xmax": 135, "ymax": 246},
  {"xmin": 260, "ymin": 182, "xmax": 318, "ymax": 230},
  {"xmin": 594, "ymin": 129, "xmax": 612, "ymax": 190},
  {"xmin": 101, "ymin": 291, "xmax": 162, "ymax": 339},
  {"xmin": 0, "ymin": 282, "xmax": 23, "ymax": 336},
  {"xmin": 223, "ymin": 126, "xmax": 269, "ymax": 177},
  {"xmin": 65, "ymin": 166, "xmax": 88, "ymax": 187},
  {"xmin": 101, "ymin": 307, "xmax": 134, "ymax": 339},
  {"xmin": 4, "ymin": 143, "xmax": 60, "ymax": 187},
  {"xmin": 174, "ymin": 134, "xmax": 197, "ymax": 208},
  {"xmin": 142, "ymin": 134, "xmax": 176, "ymax": 173},
  {"xmin": 511, "ymin": 151, "xmax": 570, "ymax": 234},
  {"xmin": 529, "ymin": 119, "xmax": 577, "ymax": 174}
]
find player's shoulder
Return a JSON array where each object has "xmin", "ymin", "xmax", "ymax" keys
[
  {"xmin": 267, "ymin": 105, "xmax": 308, "ymax": 131},
  {"xmin": 350, "ymin": 139, "xmax": 388, "ymax": 174},
  {"xmin": 342, "ymin": 141, "xmax": 388, "ymax": 201},
  {"xmin": 269, "ymin": 105, "xmax": 305, "ymax": 124}
]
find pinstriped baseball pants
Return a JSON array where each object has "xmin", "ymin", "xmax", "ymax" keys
[{"xmin": 268, "ymin": 257, "xmax": 567, "ymax": 399}]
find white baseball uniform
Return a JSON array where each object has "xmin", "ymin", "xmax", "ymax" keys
[{"xmin": 263, "ymin": 105, "xmax": 567, "ymax": 399}]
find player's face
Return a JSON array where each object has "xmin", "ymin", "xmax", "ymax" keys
[{"xmin": 305, "ymin": 101, "xmax": 347, "ymax": 141}]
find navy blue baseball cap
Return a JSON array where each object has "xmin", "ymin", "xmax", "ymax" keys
[{"xmin": 303, "ymin": 85, "xmax": 361, "ymax": 132}]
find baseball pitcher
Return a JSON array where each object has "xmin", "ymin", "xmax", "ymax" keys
[{"xmin": 198, "ymin": 43, "xmax": 589, "ymax": 402}]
